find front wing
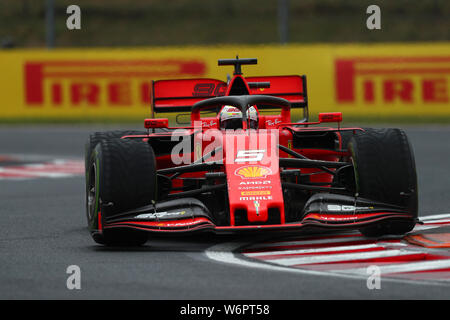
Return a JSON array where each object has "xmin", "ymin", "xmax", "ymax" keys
[{"xmin": 99, "ymin": 195, "xmax": 416, "ymax": 234}]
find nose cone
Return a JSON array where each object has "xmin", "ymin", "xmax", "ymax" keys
[{"xmin": 223, "ymin": 130, "xmax": 285, "ymax": 225}]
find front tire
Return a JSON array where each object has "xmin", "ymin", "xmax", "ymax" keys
[
  {"xmin": 348, "ymin": 128, "xmax": 418, "ymax": 237},
  {"xmin": 86, "ymin": 137, "xmax": 157, "ymax": 246},
  {"xmin": 85, "ymin": 130, "xmax": 147, "ymax": 173}
]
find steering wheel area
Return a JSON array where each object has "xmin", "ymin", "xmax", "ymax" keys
[{"xmin": 191, "ymin": 95, "xmax": 291, "ymax": 127}]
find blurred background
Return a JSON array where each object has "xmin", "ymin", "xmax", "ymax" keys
[
  {"xmin": 1, "ymin": 1, "xmax": 450, "ymax": 301},
  {"xmin": 1, "ymin": 0, "xmax": 449, "ymax": 47},
  {"xmin": 0, "ymin": 0, "xmax": 449, "ymax": 123}
]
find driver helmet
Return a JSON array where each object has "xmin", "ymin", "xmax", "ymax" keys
[{"xmin": 219, "ymin": 105, "xmax": 259, "ymax": 130}]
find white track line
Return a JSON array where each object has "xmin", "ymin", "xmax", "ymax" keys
[
  {"xmin": 420, "ymin": 213, "xmax": 450, "ymax": 221},
  {"xmin": 412, "ymin": 214, "xmax": 450, "ymax": 230},
  {"xmin": 0, "ymin": 168, "xmax": 77, "ymax": 178},
  {"xmin": 0, "ymin": 159, "xmax": 84, "ymax": 180},
  {"xmin": 205, "ymin": 215, "xmax": 450, "ymax": 286},
  {"xmin": 244, "ymin": 242, "xmax": 408, "ymax": 258},
  {"xmin": 205, "ymin": 241, "xmax": 450, "ymax": 286},
  {"xmin": 420, "ymin": 219, "xmax": 450, "ymax": 225},
  {"xmin": 205, "ymin": 241, "xmax": 365, "ymax": 279},
  {"xmin": 267, "ymin": 249, "xmax": 422, "ymax": 266},
  {"xmin": 413, "ymin": 225, "xmax": 447, "ymax": 231},
  {"xmin": 245, "ymin": 243, "xmax": 383, "ymax": 258},
  {"xmin": 246, "ymin": 235, "xmax": 368, "ymax": 250},
  {"xmin": 333, "ymin": 259, "xmax": 450, "ymax": 277}
]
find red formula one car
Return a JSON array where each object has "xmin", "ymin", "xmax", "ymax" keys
[{"xmin": 85, "ymin": 57, "xmax": 418, "ymax": 246}]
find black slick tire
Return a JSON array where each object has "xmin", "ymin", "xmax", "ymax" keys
[
  {"xmin": 348, "ymin": 128, "xmax": 418, "ymax": 237},
  {"xmin": 86, "ymin": 137, "xmax": 156, "ymax": 246}
]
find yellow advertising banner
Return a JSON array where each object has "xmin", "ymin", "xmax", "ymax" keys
[{"xmin": 0, "ymin": 43, "xmax": 449, "ymax": 122}]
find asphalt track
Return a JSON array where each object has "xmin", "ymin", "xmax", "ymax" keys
[{"xmin": 0, "ymin": 124, "xmax": 449, "ymax": 299}]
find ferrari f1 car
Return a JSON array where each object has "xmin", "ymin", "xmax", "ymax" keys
[{"xmin": 85, "ymin": 57, "xmax": 418, "ymax": 246}]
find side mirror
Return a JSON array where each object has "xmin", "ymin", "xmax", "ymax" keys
[
  {"xmin": 144, "ymin": 118, "xmax": 168, "ymax": 129},
  {"xmin": 319, "ymin": 112, "xmax": 342, "ymax": 123}
]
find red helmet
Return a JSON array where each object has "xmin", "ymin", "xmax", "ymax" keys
[{"xmin": 219, "ymin": 105, "xmax": 259, "ymax": 130}]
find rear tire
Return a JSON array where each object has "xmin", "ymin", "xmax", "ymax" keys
[
  {"xmin": 348, "ymin": 128, "xmax": 418, "ymax": 237},
  {"xmin": 86, "ymin": 137, "xmax": 157, "ymax": 246}
]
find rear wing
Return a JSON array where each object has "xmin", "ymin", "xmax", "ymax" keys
[
  {"xmin": 151, "ymin": 75, "xmax": 308, "ymax": 116},
  {"xmin": 246, "ymin": 75, "xmax": 307, "ymax": 109},
  {"xmin": 152, "ymin": 78, "xmax": 227, "ymax": 114}
]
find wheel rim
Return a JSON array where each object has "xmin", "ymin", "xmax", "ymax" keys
[{"xmin": 87, "ymin": 162, "xmax": 97, "ymax": 221}]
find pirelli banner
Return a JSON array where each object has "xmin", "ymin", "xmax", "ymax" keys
[{"xmin": 0, "ymin": 43, "xmax": 449, "ymax": 122}]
